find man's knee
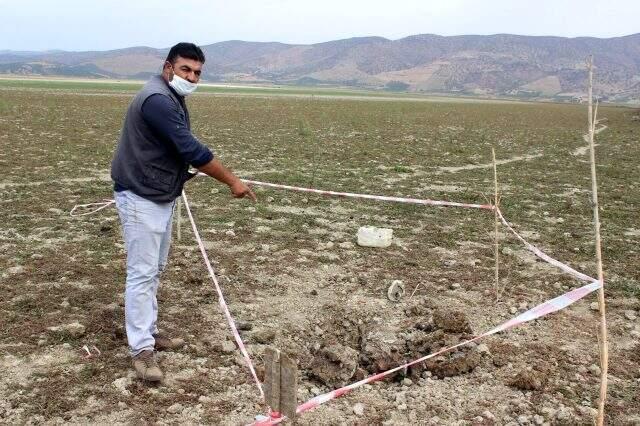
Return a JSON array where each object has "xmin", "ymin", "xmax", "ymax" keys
[{"xmin": 127, "ymin": 264, "xmax": 159, "ymax": 289}]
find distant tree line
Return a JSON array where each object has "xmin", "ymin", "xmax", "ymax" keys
[{"xmin": 384, "ymin": 81, "xmax": 410, "ymax": 92}]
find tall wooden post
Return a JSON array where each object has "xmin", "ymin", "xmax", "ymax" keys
[
  {"xmin": 492, "ymin": 148, "xmax": 500, "ymax": 301},
  {"xmin": 587, "ymin": 55, "xmax": 608, "ymax": 426}
]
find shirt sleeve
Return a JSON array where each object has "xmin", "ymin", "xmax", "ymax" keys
[{"xmin": 141, "ymin": 94, "xmax": 214, "ymax": 167}]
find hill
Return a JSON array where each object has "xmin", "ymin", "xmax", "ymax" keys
[{"xmin": 1, "ymin": 33, "xmax": 639, "ymax": 102}]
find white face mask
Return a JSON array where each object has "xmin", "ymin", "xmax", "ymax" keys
[{"xmin": 168, "ymin": 73, "xmax": 198, "ymax": 96}]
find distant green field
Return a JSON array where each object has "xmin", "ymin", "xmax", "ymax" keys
[
  {"xmin": 0, "ymin": 78, "xmax": 143, "ymax": 92},
  {"xmin": 0, "ymin": 77, "xmax": 432, "ymax": 99}
]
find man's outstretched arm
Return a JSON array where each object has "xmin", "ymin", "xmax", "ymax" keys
[{"xmin": 197, "ymin": 158, "xmax": 256, "ymax": 201}]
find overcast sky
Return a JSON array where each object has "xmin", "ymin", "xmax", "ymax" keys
[{"xmin": 2, "ymin": 0, "xmax": 639, "ymax": 51}]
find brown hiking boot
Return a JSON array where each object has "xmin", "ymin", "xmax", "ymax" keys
[
  {"xmin": 132, "ymin": 350, "xmax": 163, "ymax": 382},
  {"xmin": 153, "ymin": 333, "xmax": 186, "ymax": 351}
]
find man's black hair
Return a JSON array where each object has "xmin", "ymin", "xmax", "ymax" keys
[{"xmin": 166, "ymin": 42, "xmax": 205, "ymax": 64}]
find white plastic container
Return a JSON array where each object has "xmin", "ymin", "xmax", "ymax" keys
[{"xmin": 357, "ymin": 226, "xmax": 393, "ymax": 248}]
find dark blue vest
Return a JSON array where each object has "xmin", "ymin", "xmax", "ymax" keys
[{"xmin": 111, "ymin": 75, "xmax": 193, "ymax": 202}]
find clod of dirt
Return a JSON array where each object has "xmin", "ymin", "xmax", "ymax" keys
[
  {"xmin": 353, "ymin": 367, "xmax": 368, "ymax": 381},
  {"xmin": 311, "ymin": 344, "xmax": 359, "ymax": 386},
  {"xmin": 249, "ymin": 328, "xmax": 276, "ymax": 344},
  {"xmin": 424, "ymin": 349, "xmax": 481, "ymax": 378},
  {"xmin": 406, "ymin": 329, "xmax": 444, "ymax": 355},
  {"xmin": 236, "ymin": 321, "xmax": 253, "ymax": 331},
  {"xmin": 489, "ymin": 341, "xmax": 520, "ymax": 367},
  {"xmin": 220, "ymin": 341, "xmax": 236, "ymax": 353},
  {"xmin": 167, "ymin": 403, "xmax": 184, "ymax": 414},
  {"xmin": 360, "ymin": 330, "xmax": 406, "ymax": 374},
  {"xmin": 432, "ymin": 309, "xmax": 472, "ymax": 333},
  {"xmin": 508, "ymin": 368, "xmax": 546, "ymax": 390}
]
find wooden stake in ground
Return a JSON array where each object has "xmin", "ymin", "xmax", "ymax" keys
[
  {"xmin": 280, "ymin": 353, "xmax": 298, "ymax": 423},
  {"xmin": 264, "ymin": 348, "xmax": 281, "ymax": 413},
  {"xmin": 586, "ymin": 55, "xmax": 609, "ymax": 426},
  {"xmin": 492, "ymin": 147, "xmax": 501, "ymax": 300},
  {"xmin": 264, "ymin": 347, "xmax": 298, "ymax": 424}
]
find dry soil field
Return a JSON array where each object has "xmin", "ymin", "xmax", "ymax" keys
[{"xmin": 0, "ymin": 83, "xmax": 639, "ymax": 425}]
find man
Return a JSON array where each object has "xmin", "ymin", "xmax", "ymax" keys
[{"xmin": 111, "ymin": 42, "xmax": 256, "ymax": 382}]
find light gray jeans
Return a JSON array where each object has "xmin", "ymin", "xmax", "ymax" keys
[{"xmin": 114, "ymin": 190, "xmax": 175, "ymax": 356}]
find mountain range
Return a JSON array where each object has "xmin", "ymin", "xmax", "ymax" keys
[{"xmin": 2, "ymin": 33, "xmax": 639, "ymax": 102}]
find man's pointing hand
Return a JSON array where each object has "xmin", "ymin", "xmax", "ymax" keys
[
  {"xmin": 230, "ymin": 180, "xmax": 257, "ymax": 202},
  {"xmin": 197, "ymin": 158, "xmax": 257, "ymax": 202}
]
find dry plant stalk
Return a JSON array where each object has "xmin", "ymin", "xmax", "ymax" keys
[
  {"xmin": 492, "ymin": 147, "xmax": 501, "ymax": 300},
  {"xmin": 409, "ymin": 281, "xmax": 422, "ymax": 299},
  {"xmin": 587, "ymin": 55, "xmax": 608, "ymax": 426}
]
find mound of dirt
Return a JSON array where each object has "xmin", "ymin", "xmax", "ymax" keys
[{"xmin": 304, "ymin": 303, "xmax": 483, "ymax": 387}]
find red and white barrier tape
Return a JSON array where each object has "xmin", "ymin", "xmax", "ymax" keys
[
  {"xmin": 241, "ymin": 179, "xmax": 493, "ymax": 210},
  {"xmin": 195, "ymin": 173, "xmax": 493, "ymax": 210},
  {"xmin": 495, "ymin": 207, "xmax": 595, "ymax": 283},
  {"xmin": 69, "ymin": 179, "xmax": 601, "ymax": 422},
  {"xmin": 251, "ymin": 279, "xmax": 601, "ymax": 425},
  {"xmin": 181, "ymin": 190, "xmax": 265, "ymax": 401}
]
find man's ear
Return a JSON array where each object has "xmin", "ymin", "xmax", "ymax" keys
[{"xmin": 162, "ymin": 61, "xmax": 174, "ymax": 81}]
